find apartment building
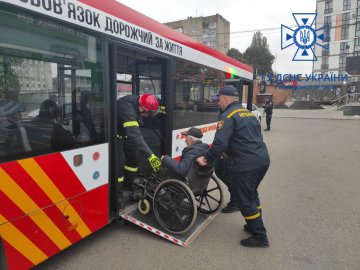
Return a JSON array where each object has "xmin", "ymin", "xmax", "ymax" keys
[
  {"xmin": 164, "ymin": 14, "xmax": 230, "ymax": 54},
  {"xmin": 313, "ymin": 0, "xmax": 360, "ymax": 76}
]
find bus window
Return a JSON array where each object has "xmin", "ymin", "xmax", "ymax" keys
[
  {"xmin": 173, "ymin": 59, "xmax": 223, "ymax": 129},
  {"xmin": 137, "ymin": 61, "xmax": 165, "ymax": 157},
  {"xmin": 0, "ymin": 8, "xmax": 105, "ymax": 162}
]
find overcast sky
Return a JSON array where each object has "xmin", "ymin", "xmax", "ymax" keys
[{"xmin": 117, "ymin": 0, "xmax": 317, "ymax": 75}]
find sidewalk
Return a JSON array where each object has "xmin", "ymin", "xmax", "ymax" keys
[{"xmin": 272, "ymin": 106, "xmax": 360, "ymax": 120}]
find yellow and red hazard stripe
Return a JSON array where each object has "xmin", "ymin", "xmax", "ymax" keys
[{"xmin": 0, "ymin": 145, "xmax": 109, "ymax": 270}]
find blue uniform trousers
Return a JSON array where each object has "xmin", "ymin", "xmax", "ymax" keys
[{"xmin": 227, "ymin": 164, "xmax": 269, "ymax": 239}]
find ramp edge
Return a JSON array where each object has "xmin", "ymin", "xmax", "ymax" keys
[{"xmin": 121, "ymin": 214, "xmax": 187, "ymax": 247}]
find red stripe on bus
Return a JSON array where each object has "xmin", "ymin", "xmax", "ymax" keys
[
  {"xmin": 0, "ymin": 190, "xmax": 26, "ymax": 222},
  {"xmin": 68, "ymin": 185, "xmax": 109, "ymax": 232},
  {"xmin": 42, "ymin": 203, "xmax": 83, "ymax": 244},
  {"xmin": 79, "ymin": 0, "xmax": 253, "ymax": 73},
  {"xmin": 34, "ymin": 153, "xmax": 86, "ymax": 198},
  {"xmin": 8, "ymin": 213, "xmax": 61, "ymax": 257},
  {"xmin": 1, "ymin": 162, "xmax": 54, "ymax": 210},
  {"xmin": 1, "ymin": 160, "xmax": 84, "ymax": 243},
  {"xmin": 2, "ymin": 240, "xmax": 34, "ymax": 270},
  {"xmin": 0, "ymin": 191, "xmax": 66, "ymax": 257}
]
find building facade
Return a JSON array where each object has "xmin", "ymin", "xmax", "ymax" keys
[
  {"xmin": 313, "ymin": 0, "xmax": 360, "ymax": 75},
  {"xmin": 164, "ymin": 14, "xmax": 230, "ymax": 54}
]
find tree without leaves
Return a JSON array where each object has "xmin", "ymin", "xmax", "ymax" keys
[{"xmin": 243, "ymin": 31, "xmax": 275, "ymax": 75}]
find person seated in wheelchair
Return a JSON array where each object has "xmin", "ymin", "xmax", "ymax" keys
[{"xmin": 160, "ymin": 127, "xmax": 209, "ymax": 180}]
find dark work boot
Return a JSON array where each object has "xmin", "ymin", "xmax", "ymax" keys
[
  {"xmin": 240, "ymin": 235, "xmax": 269, "ymax": 248},
  {"xmin": 221, "ymin": 203, "xmax": 240, "ymax": 213},
  {"xmin": 264, "ymin": 128, "xmax": 270, "ymax": 131}
]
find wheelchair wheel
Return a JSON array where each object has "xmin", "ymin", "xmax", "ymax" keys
[
  {"xmin": 153, "ymin": 179, "xmax": 197, "ymax": 235},
  {"xmin": 196, "ymin": 173, "xmax": 223, "ymax": 215},
  {"xmin": 138, "ymin": 198, "xmax": 151, "ymax": 215}
]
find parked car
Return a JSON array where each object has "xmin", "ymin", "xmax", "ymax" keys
[{"xmin": 242, "ymin": 103, "xmax": 262, "ymax": 122}]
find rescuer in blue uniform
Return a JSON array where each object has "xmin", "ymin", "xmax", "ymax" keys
[
  {"xmin": 117, "ymin": 94, "xmax": 162, "ymax": 191},
  {"xmin": 263, "ymin": 98, "xmax": 273, "ymax": 131},
  {"xmin": 197, "ymin": 85, "xmax": 270, "ymax": 248}
]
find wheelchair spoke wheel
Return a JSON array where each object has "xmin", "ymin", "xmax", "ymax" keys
[
  {"xmin": 153, "ymin": 179, "xmax": 197, "ymax": 234},
  {"xmin": 196, "ymin": 173, "xmax": 223, "ymax": 215}
]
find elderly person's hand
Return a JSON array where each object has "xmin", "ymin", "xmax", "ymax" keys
[{"xmin": 196, "ymin": 156, "xmax": 208, "ymax": 166}]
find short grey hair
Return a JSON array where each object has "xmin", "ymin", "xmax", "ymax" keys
[
  {"xmin": 187, "ymin": 135, "xmax": 202, "ymax": 143},
  {"xmin": 227, "ymin": 95, "xmax": 239, "ymax": 102}
]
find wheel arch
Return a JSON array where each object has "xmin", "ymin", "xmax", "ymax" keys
[{"xmin": 0, "ymin": 236, "xmax": 9, "ymax": 270}]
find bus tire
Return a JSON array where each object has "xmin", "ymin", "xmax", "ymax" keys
[{"xmin": 0, "ymin": 237, "xmax": 8, "ymax": 270}]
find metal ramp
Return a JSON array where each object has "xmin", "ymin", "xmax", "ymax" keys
[{"xmin": 120, "ymin": 204, "xmax": 218, "ymax": 247}]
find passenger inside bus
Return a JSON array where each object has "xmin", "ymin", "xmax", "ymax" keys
[
  {"xmin": 33, "ymin": 99, "xmax": 78, "ymax": 152},
  {"xmin": 0, "ymin": 86, "xmax": 32, "ymax": 157},
  {"xmin": 78, "ymin": 91, "xmax": 98, "ymax": 141}
]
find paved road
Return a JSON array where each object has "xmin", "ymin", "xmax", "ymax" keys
[{"xmin": 35, "ymin": 115, "xmax": 360, "ymax": 270}]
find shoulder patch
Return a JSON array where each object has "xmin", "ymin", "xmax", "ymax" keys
[{"xmin": 217, "ymin": 120, "xmax": 224, "ymax": 130}]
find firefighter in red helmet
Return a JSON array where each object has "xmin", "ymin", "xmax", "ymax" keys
[{"xmin": 116, "ymin": 94, "xmax": 161, "ymax": 197}]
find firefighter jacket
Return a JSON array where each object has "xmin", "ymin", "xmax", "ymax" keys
[
  {"xmin": 204, "ymin": 102, "xmax": 270, "ymax": 172},
  {"xmin": 162, "ymin": 141, "xmax": 209, "ymax": 177},
  {"xmin": 116, "ymin": 95, "xmax": 153, "ymax": 159}
]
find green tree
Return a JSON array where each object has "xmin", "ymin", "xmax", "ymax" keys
[
  {"xmin": 226, "ymin": 48, "xmax": 245, "ymax": 62},
  {"xmin": 243, "ymin": 31, "xmax": 275, "ymax": 75}
]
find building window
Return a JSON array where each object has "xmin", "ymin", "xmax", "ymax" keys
[
  {"xmin": 343, "ymin": 0, "xmax": 351, "ymax": 10},
  {"xmin": 340, "ymin": 42, "xmax": 349, "ymax": 54},
  {"xmin": 342, "ymin": 12, "xmax": 350, "ymax": 24},
  {"xmin": 325, "ymin": 1, "xmax": 333, "ymax": 13},
  {"xmin": 323, "ymin": 16, "xmax": 331, "ymax": 41},
  {"xmin": 355, "ymin": 37, "xmax": 360, "ymax": 52},
  {"xmin": 324, "ymin": 16, "xmax": 332, "ymax": 28},
  {"xmin": 356, "ymin": 22, "xmax": 360, "ymax": 37},
  {"xmin": 322, "ymin": 47, "xmax": 330, "ymax": 56},
  {"xmin": 341, "ymin": 25, "xmax": 349, "ymax": 39},
  {"xmin": 192, "ymin": 27, "xmax": 197, "ymax": 32},
  {"xmin": 339, "ymin": 56, "xmax": 347, "ymax": 68},
  {"xmin": 174, "ymin": 27, "xmax": 183, "ymax": 33},
  {"xmin": 208, "ymin": 22, "xmax": 217, "ymax": 28},
  {"xmin": 321, "ymin": 57, "xmax": 329, "ymax": 69}
]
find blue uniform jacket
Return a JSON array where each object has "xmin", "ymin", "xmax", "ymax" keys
[
  {"xmin": 204, "ymin": 102, "xmax": 270, "ymax": 172},
  {"xmin": 117, "ymin": 95, "xmax": 153, "ymax": 158}
]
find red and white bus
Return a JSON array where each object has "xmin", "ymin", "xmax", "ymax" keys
[{"xmin": 0, "ymin": 0, "xmax": 253, "ymax": 269}]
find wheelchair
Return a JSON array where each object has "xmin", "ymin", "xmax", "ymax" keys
[{"xmin": 133, "ymin": 162, "xmax": 223, "ymax": 234}]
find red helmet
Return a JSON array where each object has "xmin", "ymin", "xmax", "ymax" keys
[{"xmin": 139, "ymin": 94, "xmax": 159, "ymax": 113}]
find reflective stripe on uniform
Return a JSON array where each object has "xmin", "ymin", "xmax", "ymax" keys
[
  {"xmin": 227, "ymin": 108, "xmax": 247, "ymax": 118},
  {"xmin": 124, "ymin": 166, "xmax": 138, "ymax": 172},
  {"xmin": 123, "ymin": 121, "xmax": 139, "ymax": 128},
  {"xmin": 257, "ymin": 205, "xmax": 261, "ymax": 209},
  {"xmin": 244, "ymin": 212, "xmax": 261, "ymax": 220},
  {"xmin": 118, "ymin": 177, "xmax": 124, "ymax": 183}
]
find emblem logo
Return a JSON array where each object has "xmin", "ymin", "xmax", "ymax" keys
[
  {"xmin": 281, "ymin": 13, "xmax": 329, "ymax": 61},
  {"xmin": 217, "ymin": 120, "xmax": 224, "ymax": 130}
]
